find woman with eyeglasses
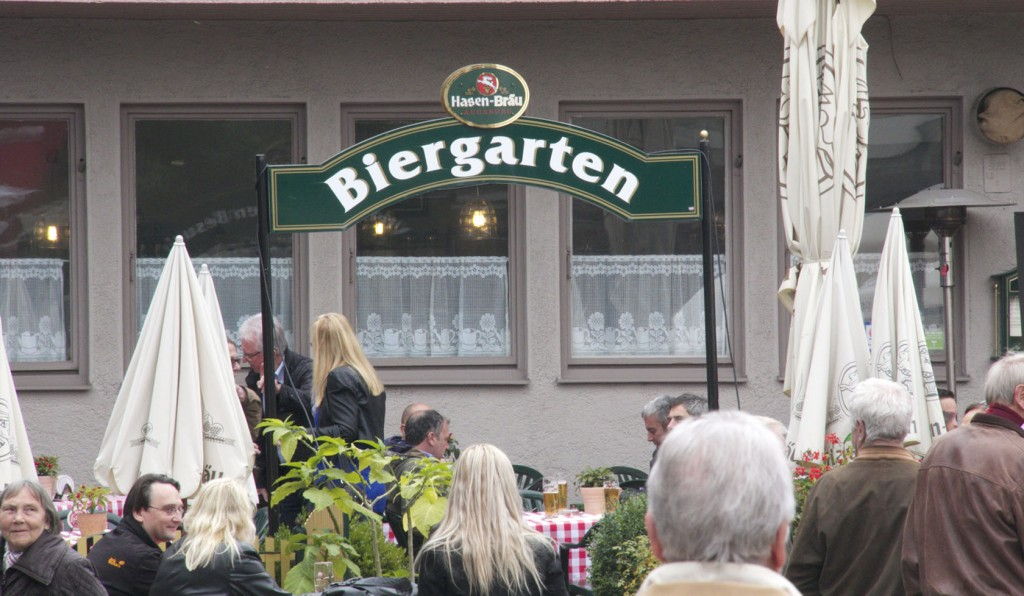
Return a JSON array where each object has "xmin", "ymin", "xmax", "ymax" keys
[
  {"xmin": 150, "ymin": 478, "xmax": 289, "ymax": 595},
  {"xmin": 415, "ymin": 444, "xmax": 568, "ymax": 596}
]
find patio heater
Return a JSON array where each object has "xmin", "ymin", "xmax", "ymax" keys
[{"xmin": 888, "ymin": 187, "xmax": 1012, "ymax": 396}]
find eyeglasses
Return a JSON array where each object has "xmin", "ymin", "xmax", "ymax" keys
[
  {"xmin": 148, "ymin": 504, "xmax": 186, "ymax": 516},
  {"xmin": 242, "ymin": 350, "xmax": 262, "ymax": 360}
]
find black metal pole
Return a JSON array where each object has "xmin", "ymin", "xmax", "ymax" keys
[
  {"xmin": 698, "ymin": 132, "xmax": 720, "ymax": 410},
  {"xmin": 1015, "ymin": 213, "xmax": 1024, "ymax": 346},
  {"xmin": 255, "ymin": 154, "xmax": 280, "ymax": 533}
]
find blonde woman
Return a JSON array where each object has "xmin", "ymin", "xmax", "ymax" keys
[
  {"xmin": 415, "ymin": 444, "xmax": 568, "ymax": 596},
  {"xmin": 151, "ymin": 479, "xmax": 289, "ymax": 595},
  {"xmin": 310, "ymin": 312, "xmax": 386, "ymax": 443}
]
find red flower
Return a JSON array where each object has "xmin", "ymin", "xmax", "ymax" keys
[
  {"xmin": 825, "ymin": 433, "xmax": 840, "ymax": 445},
  {"xmin": 809, "ymin": 468, "xmax": 823, "ymax": 480},
  {"xmin": 794, "ymin": 466, "xmax": 806, "ymax": 476}
]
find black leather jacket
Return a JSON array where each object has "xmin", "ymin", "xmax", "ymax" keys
[
  {"xmin": 416, "ymin": 538, "xmax": 569, "ymax": 596},
  {"xmin": 150, "ymin": 541, "xmax": 289, "ymax": 595},
  {"xmin": 1, "ymin": 530, "xmax": 106, "ymax": 596},
  {"xmin": 312, "ymin": 365, "xmax": 386, "ymax": 444},
  {"xmin": 87, "ymin": 514, "xmax": 163, "ymax": 596}
]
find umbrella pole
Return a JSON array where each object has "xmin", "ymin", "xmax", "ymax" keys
[
  {"xmin": 698, "ymin": 132, "xmax": 719, "ymax": 410},
  {"xmin": 256, "ymin": 154, "xmax": 281, "ymax": 534},
  {"xmin": 938, "ymin": 233, "xmax": 956, "ymax": 396}
]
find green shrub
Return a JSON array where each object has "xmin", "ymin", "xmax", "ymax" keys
[
  {"xmin": 347, "ymin": 518, "xmax": 408, "ymax": 578},
  {"xmin": 587, "ymin": 494, "xmax": 656, "ymax": 596}
]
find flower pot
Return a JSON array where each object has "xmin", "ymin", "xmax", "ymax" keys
[
  {"xmin": 580, "ymin": 486, "xmax": 606, "ymax": 515},
  {"xmin": 76, "ymin": 512, "xmax": 107, "ymax": 536},
  {"xmin": 38, "ymin": 475, "xmax": 57, "ymax": 498}
]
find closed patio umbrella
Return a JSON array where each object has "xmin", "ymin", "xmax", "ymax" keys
[
  {"xmin": 94, "ymin": 236, "xmax": 254, "ymax": 498},
  {"xmin": 0, "ymin": 316, "xmax": 37, "ymax": 486},
  {"xmin": 778, "ymin": 0, "xmax": 875, "ymax": 457},
  {"xmin": 871, "ymin": 209, "xmax": 945, "ymax": 452},
  {"xmin": 787, "ymin": 231, "xmax": 871, "ymax": 458}
]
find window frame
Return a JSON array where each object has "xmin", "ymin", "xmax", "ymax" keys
[
  {"xmin": 121, "ymin": 104, "xmax": 309, "ymax": 368},
  {"xmin": 3, "ymin": 105, "xmax": 89, "ymax": 390},
  {"xmin": 557, "ymin": 100, "xmax": 745, "ymax": 384},
  {"xmin": 775, "ymin": 96, "xmax": 966, "ymax": 382},
  {"xmin": 339, "ymin": 103, "xmax": 528, "ymax": 385}
]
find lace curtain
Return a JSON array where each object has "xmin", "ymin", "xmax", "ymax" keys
[
  {"xmin": 852, "ymin": 252, "xmax": 943, "ymax": 348},
  {"xmin": 356, "ymin": 256, "xmax": 510, "ymax": 358},
  {"xmin": 136, "ymin": 257, "xmax": 293, "ymax": 344},
  {"xmin": 0, "ymin": 258, "xmax": 67, "ymax": 362},
  {"xmin": 570, "ymin": 255, "xmax": 728, "ymax": 357}
]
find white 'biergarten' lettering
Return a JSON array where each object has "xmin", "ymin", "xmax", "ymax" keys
[{"xmin": 323, "ymin": 134, "xmax": 638, "ymax": 212}]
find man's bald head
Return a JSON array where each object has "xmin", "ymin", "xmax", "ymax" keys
[{"xmin": 400, "ymin": 403, "xmax": 431, "ymax": 438}]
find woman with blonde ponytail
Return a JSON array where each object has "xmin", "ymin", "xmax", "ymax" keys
[
  {"xmin": 309, "ymin": 313, "xmax": 386, "ymax": 444},
  {"xmin": 415, "ymin": 444, "xmax": 568, "ymax": 596}
]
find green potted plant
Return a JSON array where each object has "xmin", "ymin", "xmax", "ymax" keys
[
  {"xmin": 70, "ymin": 484, "xmax": 111, "ymax": 536},
  {"xmin": 575, "ymin": 467, "xmax": 614, "ymax": 515},
  {"xmin": 33, "ymin": 455, "xmax": 58, "ymax": 497},
  {"xmin": 587, "ymin": 494, "xmax": 658, "ymax": 596}
]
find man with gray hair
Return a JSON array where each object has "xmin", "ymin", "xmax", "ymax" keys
[
  {"xmin": 642, "ymin": 393, "xmax": 707, "ymax": 467},
  {"xmin": 785, "ymin": 378, "xmax": 918, "ymax": 595},
  {"xmin": 638, "ymin": 411, "xmax": 800, "ymax": 595},
  {"xmin": 903, "ymin": 352, "xmax": 1024, "ymax": 594}
]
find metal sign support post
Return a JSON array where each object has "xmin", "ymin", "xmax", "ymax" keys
[
  {"xmin": 256, "ymin": 154, "xmax": 280, "ymax": 533},
  {"xmin": 698, "ymin": 133, "xmax": 719, "ymax": 410}
]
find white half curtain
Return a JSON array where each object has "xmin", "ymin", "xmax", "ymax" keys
[
  {"xmin": 356, "ymin": 256, "xmax": 510, "ymax": 358},
  {"xmin": 570, "ymin": 254, "xmax": 727, "ymax": 358},
  {"xmin": 0, "ymin": 258, "xmax": 67, "ymax": 363},
  {"xmin": 136, "ymin": 257, "xmax": 293, "ymax": 345}
]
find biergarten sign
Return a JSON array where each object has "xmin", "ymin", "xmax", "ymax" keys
[{"xmin": 266, "ymin": 64, "xmax": 701, "ymax": 232}]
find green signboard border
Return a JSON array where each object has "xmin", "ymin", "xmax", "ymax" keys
[{"xmin": 268, "ymin": 117, "xmax": 701, "ymax": 233}]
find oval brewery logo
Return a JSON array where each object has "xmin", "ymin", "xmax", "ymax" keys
[{"xmin": 442, "ymin": 64, "xmax": 530, "ymax": 129}]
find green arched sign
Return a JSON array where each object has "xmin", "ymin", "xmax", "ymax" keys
[{"xmin": 267, "ymin": 117, "xmax": 701, "ymax": 232}]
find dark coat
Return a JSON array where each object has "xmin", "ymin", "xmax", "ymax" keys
[
  {"xmin": 312, "ymin": 365, "xmax": 386, "ymax": 444},
  {"xmin": 785, "ymin": 445, "xmax": 919, "ymax": 596},
  {"xmin": 385, "ymin": 449, "xmax": 430, "ymax": 553},
  {"xmin": 86, "ymin": 514, "xmax": 163, "ymax": 596},
  {"xmin": 245, "ymin": 347, "xmax": 313, "ymax": 427},
  {"xmin": 1, "ymin": 530, "xmax": 106, "ymax": 596},
  {"xmin": 149, "ymin": 541, "xmax": 289, "ymax": 596},
  {"xmin": 902, "ymin": 413, "xmax": 1024, "ymax": 595},
  {"xmin": 416, "ymin": 538, "xmax": 568, "ymax": 596}
]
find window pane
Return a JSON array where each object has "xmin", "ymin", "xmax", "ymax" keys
[
  {"xmin": 0, "ymin": 118, "xmax": 72, "ymax": 364},
  {"xmin": 569, "ymin": 116, "xmax": 727, "ymax": 358},
  {"xmin": 860, "ymin": 113, "xmax": 945, "ymax": 350},
  {"xmin": 134, "ymin": 119, "xmax": 295, "ymax": 344},
  {"xmin": 353, "ymin": 119, "xmax": 511, "ymax": 359}
]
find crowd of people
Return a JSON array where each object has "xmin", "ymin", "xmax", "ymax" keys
[{"xmin": 2, "ymin": 308, "xmax": 1023, "ymax": 595}]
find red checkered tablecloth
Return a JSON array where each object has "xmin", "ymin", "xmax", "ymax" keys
[
  {"xmin": 383, "ymin": 511, "xmax": 600, "ymax": 588},
  {"xmin": 523, "ymin": 511, "xmax": 600, "ymax": 588}
]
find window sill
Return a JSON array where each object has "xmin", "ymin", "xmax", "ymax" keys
[
  {"xmin": 560, "ymin": 362, "xmax": 745, "ymax": 384},
  {"xmin": 378, "ymin": 365, "xmax": 528, "ymax": 386},
  {"xmin": 12, "ymin": 370, "xmax": 91, "ymax": 392}
]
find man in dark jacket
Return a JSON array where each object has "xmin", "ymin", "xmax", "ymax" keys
[
  {"xmin": 386, "ymin": 409, "xmax": 450, "ymax": 553},
  {"xmin": 87, "ymin": 474, "xmax": 182, "ymax": 595},
  {"xmin": 785, "ymin": 378, "xmax": 919, "ymax": 595},
  {"xmin": 903, "ymin": 352, "xmax": 1024, "ymax": 594},
  {"xmin": 238, "ymin": 314, "xmax": 313, "ymax": 528},
  {"xmin": 0, "ymin": 479, "xmax": 106, "ymax": 595}
]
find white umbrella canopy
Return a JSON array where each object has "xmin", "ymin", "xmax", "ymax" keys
[
  {"xmin": 871, "ymin": 209, "xmax": 946, "ymax": 453},
  {"xmin": 197, "ymin": 264, "xmax": 233, "ymax": 376},
  {"xmin": 0, "ymin": 316, "xmax": 37, "ymax": 486},
  {"xmin": 778, "ymin": 0, "xmax": 874, "ymax": 455},
  {"xmin": 786, "ymin": 231, "xmax": 871, "ymax": 459},
  {"xmin": 94, "ymin": 236, "xmax": 254, "ymax": 498}
]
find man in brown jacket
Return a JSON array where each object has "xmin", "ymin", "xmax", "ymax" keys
[
  {"xmin": 785, "ymin": 378, "xmax": 919, "ymax": 595},
  {"xmin": 902, "ymin": 352, "xmax": 1024, "ymax": 594}
]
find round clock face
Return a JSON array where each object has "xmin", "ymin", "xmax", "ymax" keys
[{"xmin": 977, "ymin": 87, "xmax": 1024, "ymax": 145}]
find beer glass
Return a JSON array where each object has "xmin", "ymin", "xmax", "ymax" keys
[
  {"xmin": 313, "ymin": 561, "xmax": 334, "ymax": 591},
  {"xmin": 542, "ymin": 479, "xmax": 559, "ymax": 517},
  {"xmin": 557, "ymin": 480, "xmax": 568, "ymax": 511},
  {"xmin": 603, "ymin": 480, "xmax": 621, "ymax": 513}
]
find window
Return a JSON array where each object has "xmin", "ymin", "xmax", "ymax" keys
[
  {"xmin": 560, "ymin": 102, "xmax": 742, "ymax": 383},
  {"xmin": 341, "ymin": 106, "xmax": 526, "ymax": 384},
  {"xmin": 859, "ymin": 99, "xmax": 962, "ymax": 372},
  {"xmin": 0, "ymin": 106, "xmax": 88, "ymax": 389},
  {"xmin": 123, "ymin": 106, "xmax": 306, "ymax": 354}
]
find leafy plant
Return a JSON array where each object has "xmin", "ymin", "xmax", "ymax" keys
[
  {"xmin": 575, "ymin": 466, "xmax": 614, "ymax": 488},
  {"xmin": 587, "ymin": 493, "xmax": 655, "ymax": 596},
  {"xmin": 347, "ymin": 518, "xmax": 408, "ymax": 578},
  {"xmin": 70, "ymin": 484, "xmax": 111, "ymax": 514},
  {"xmin": 791, "ymin": 433, "xmax": 853, "ymax": 533},
  {"xmin": 396, "ymin": 455, "xmax": 454, "ymax": 575},
  {"xmin": 34, "ymin": 455, "xmax": 58, "ymax": 476}
]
